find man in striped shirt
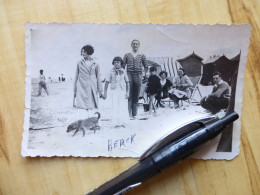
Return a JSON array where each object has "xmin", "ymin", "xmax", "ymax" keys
[{"xmin": 123, "ymin": 40, "xmax": 148, "ymax": 119}]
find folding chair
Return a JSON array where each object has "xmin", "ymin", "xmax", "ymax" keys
[
  {"xmin": 187, "ymin": 75, "xmax": 203, "ymax": 104},
  {"xmin": 161, "ymin": 75, "xmax": 203, "ymax": 107},
  {"xmin": 177, "ymin": 54, "xmax": 203, "ymax": 105},
  {"xmin": 177, "ymin": 77, "xmax": 203, "ymax": 107}
]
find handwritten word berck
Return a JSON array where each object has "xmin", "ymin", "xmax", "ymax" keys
[{"xmin": 108, "ymin": 134, "xmax": 136, "ymax": 151}]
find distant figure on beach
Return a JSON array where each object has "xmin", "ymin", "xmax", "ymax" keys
[
  {"xmin": 103, "ymin": 57, "xmax": 130, "ymax": 128},
  {"xmin": 48, "ymin": 77, "xmax": 52, "ymax": 83},
  {"xmin": 37, "ymin": 69, "xmax": 49, "ymax": 96},
  {"xmin": 61, "ymin": 74, "xmax": 65, "ymax": 82},
  {"xmin": 123, "ymin": 39, "xmax": 148, "ymax": 119},
  {"xmin": 58, "ymin": 77, "xmax": 60, "ymax": 82},
  {"xmin": 200, "ymin": 71, "xmax": 230, "ymax": 114},
  {"xmin": 74, "ymin": 45, "xmax": 103, "ymax": 110}
]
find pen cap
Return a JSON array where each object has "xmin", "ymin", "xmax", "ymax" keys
[
  {"xmin": 221, "ymin": 112, "xmax": 239, "ymax": 126},
  {"xmin": 205, "ymin": 112, "xmax": 239, "ymax": 138}
]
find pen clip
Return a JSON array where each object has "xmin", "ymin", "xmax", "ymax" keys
[{"xmin": 138, "ymin": 115, "xmax": 218, "ymax": 161}]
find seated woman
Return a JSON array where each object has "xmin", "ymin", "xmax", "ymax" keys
[
  {"xmin": 155, "ymin": 71, "xmax": 173, "ymax": 108},
  {"xmin": 169, "ymin": 68, "xmax": 193, "ymax": 108}
]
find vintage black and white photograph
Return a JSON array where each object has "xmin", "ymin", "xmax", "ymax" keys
[{"xmin": 22, "ymin": 23, "xmax": 250, "ymax": 159}]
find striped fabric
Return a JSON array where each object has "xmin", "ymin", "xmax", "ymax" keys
[{"xmin": 123, "ymin": 53, "xmax": 148, "ymax": 74}]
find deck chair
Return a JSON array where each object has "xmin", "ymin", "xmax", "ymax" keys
[
  {"xmin": 160, "ymin": 76, "xmax": 203, "ymax": 107},
  {"xmin": 187, "ymin": 76, "xmax": 203, "ymax": 104},
  {"xmin": 179, "ymin": 61, "xmax": 203, "ymax": 105}
]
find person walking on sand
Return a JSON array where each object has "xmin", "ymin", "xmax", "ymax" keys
[
  {"xmin": 37, "ymin": 69, "xmax": 49, "ymax": 96},
  {"xmin": 73, "ymin": 45, "xmax": 103, "ymax": 111},
  {"xmin": 103, "ymin": 57, "xmax": 130, "ymax": 128},
  {"xmin": 123, "ymin": 39, "xmax": 148, "ymax": 119}
]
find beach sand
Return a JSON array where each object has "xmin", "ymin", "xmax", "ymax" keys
[{"xmin": 28, "ymin": 80, "xmax": 215, "ymax": 157}]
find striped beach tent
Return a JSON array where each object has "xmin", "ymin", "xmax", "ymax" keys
[{"xmin": 147, "ymin": 57, "xmax": 181, "ymax": 79}]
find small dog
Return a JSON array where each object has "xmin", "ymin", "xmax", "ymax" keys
[{"xmin": 67, "ymin": 112, "xmax": 101, "ymax": 137}]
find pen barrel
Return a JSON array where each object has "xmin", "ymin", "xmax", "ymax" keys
[
  {"xmin": 151, "ymin": 127, "xmax": 209, "ymax": 170},
  {"xmin": 152, "ymin": 112, "xmax": 239, "ymax": 171}
]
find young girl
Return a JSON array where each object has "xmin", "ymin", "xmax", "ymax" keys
[
  {"xmin": 74, "ymin": 45, "xmax": 103, "ymax": 111},
  {"xmin": 146, "ymin": 66, "xmax": 161, "ymax": 115},
  {"xmin": 37, "ymin": 69, "xmax": 49, "ymax": 96},
  {"xmin": 103, "ymin": 57, "xmax": 130, "ymax": 128}
]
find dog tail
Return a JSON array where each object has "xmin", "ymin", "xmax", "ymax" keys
[{"xmin": 94, "ymin": 112, "xmax": 101, "ymax": 119}]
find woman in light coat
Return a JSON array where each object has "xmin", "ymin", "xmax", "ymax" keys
[{"xmin": 74, "ymin": 45, "xmax": 103, "ymax": 110}]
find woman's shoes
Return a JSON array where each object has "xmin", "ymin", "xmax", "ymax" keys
[
  {"xmin": 115, "ymin": 125, "xmax": 125, "ymax": 128},
  {"xmin": 156, "ymin": 102, "xmax": 165, "ymax": 108},
  {"xmin": 174, "ymin": 103, "xmax": 179, "ymax": 109},
  {"xmin": 159, "ymin": 103, "xmax": 165, "ymax": 108},
  {"xmin": 130, "ymin": 116, "xmax": 136, "ymax": 120}
]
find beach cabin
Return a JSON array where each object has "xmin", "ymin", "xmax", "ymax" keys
[
  {"xmin": 176, "ymin": 52, "xmax": 204, "ymax": 77},
  {"xmin": 201, "ymin": 54, "xmax": 240, "ymax": 86},
  {"xmin": 176, "ymin": 52, "xmax": 204, "ymax": 103}
]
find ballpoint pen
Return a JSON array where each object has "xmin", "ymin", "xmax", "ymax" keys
[{"xmin": 86, "ymin": 112, "xmax": 239, "ymax": 195}]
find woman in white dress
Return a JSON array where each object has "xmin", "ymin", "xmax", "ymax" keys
[{"xmin": 103, "ymin": 57, "xmax": 130, "ymax": 128}]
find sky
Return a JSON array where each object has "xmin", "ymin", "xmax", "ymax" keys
[{"xmin": 28, "ymin": 23, "xmax": 250, "ymax": 80}]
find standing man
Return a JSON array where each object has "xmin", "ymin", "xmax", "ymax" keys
[
  {"xmin": 200, "ymin": 71, "xmax": 230, "ymax": 114},
  {"xmin": 37, "ymin": 69, "xmax": 49, "ymax": 96},
  {"xmin": 123, "ymin": 40, "xmax": 148, "ymax": 119}
]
